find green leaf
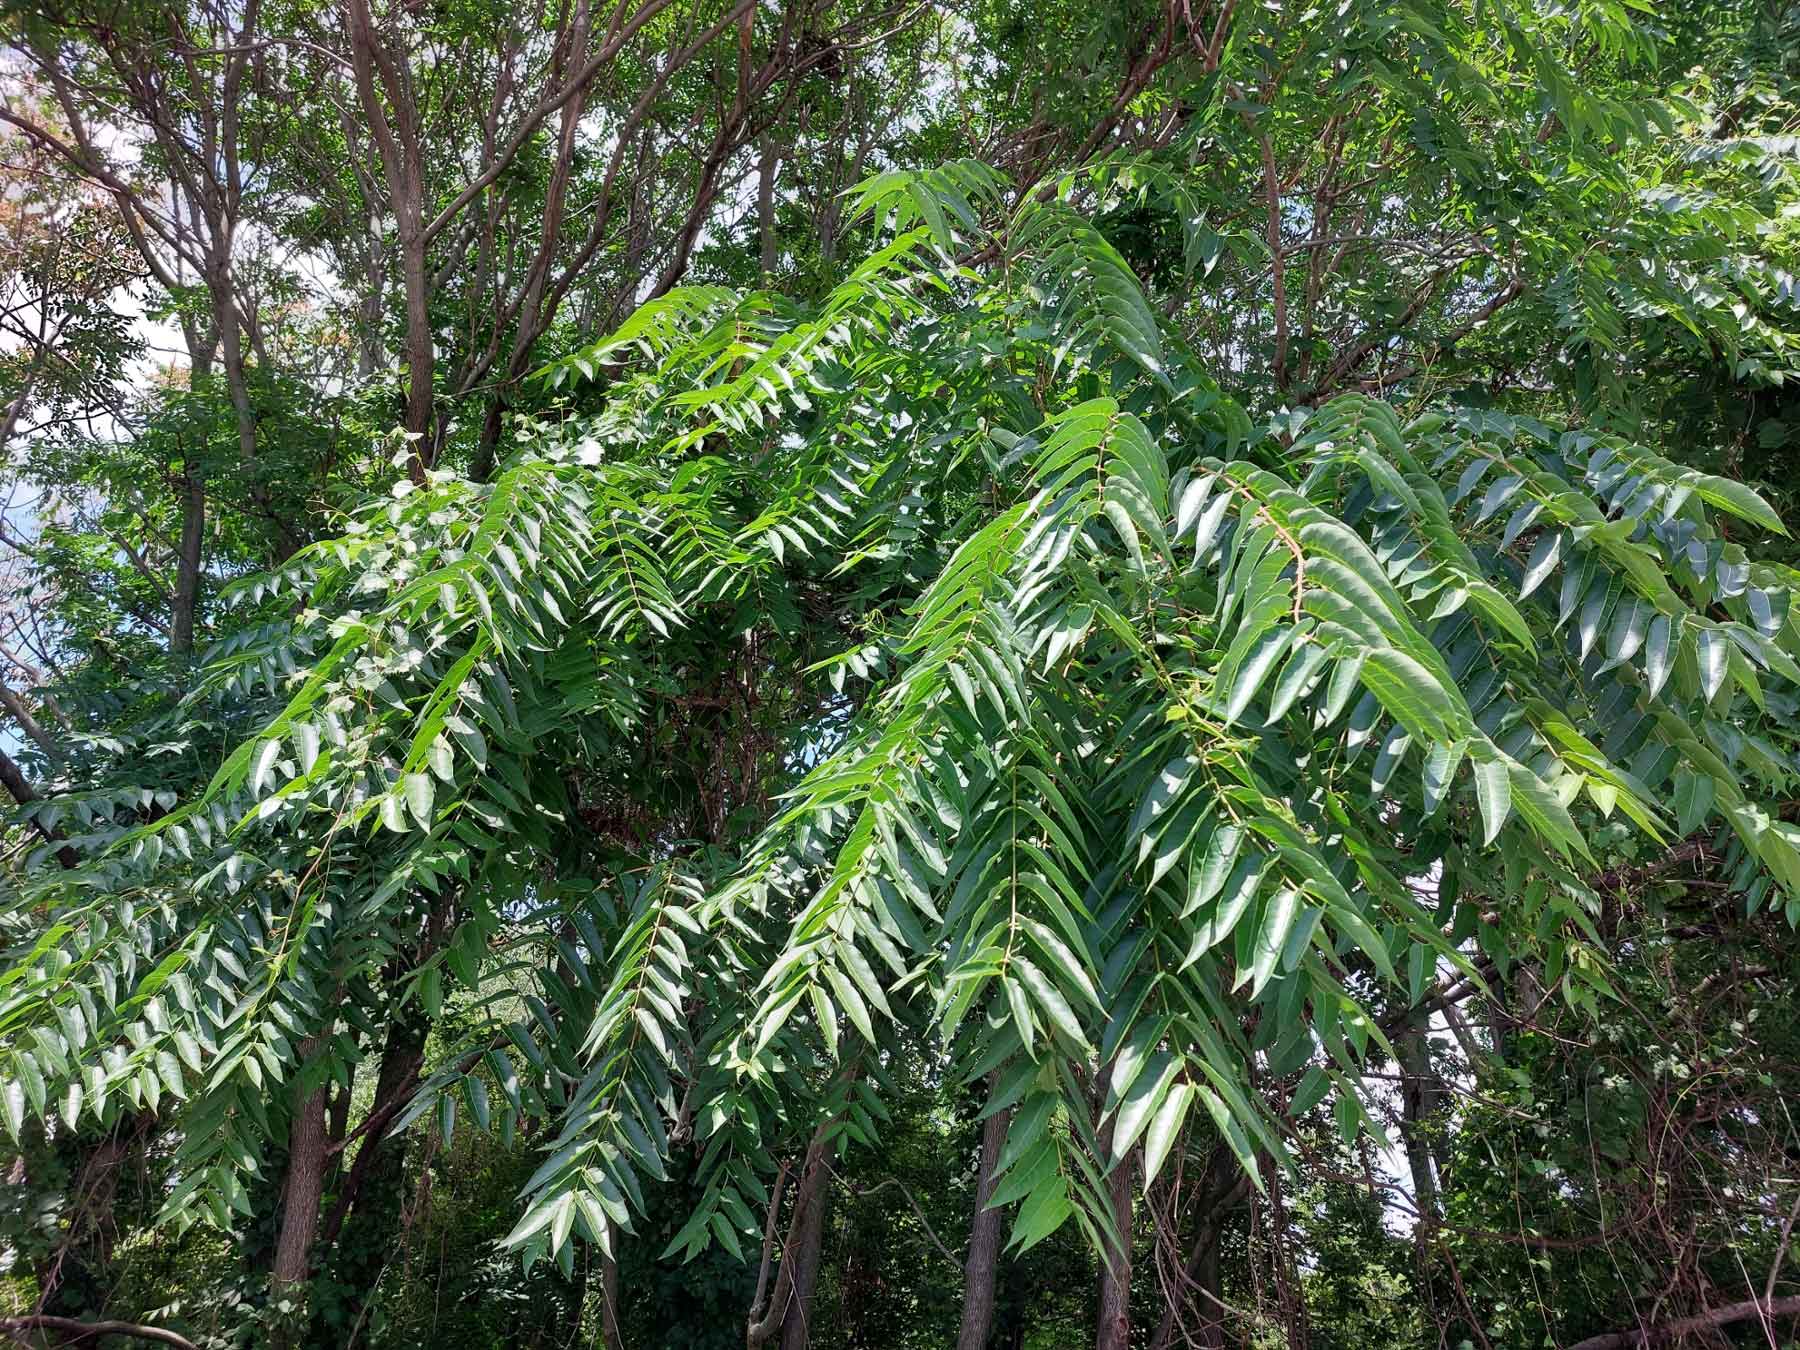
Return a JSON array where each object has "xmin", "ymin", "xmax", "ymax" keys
[
  {"xmin": 1184, "ymin": 823, "xmax": 1245, "ymax": 918},
  {"xmin": 1128, "ymin": 755, "xmax": 1198, "ymax": 842},
  {"xmin": 1009, "ymin": 1175, "xmax": 1075, "ymax": 1252},
  {"xmin": 1224, "ymin": 627, "xmax": 1301, "ymax": 725},
  {"xmin": 1141, "ymin": 1080, "xmax": 1194, "ymax": 1186},
  {"xmin": 1359, "ymin": 648, "xmax": 1460, "ymax": 742},
  {"xmin": 293, "ymin": 722, "xmax": 321, "ymax": 775},
  {"xmin": 1184, "ymin": 856, "xmax": 1262, "ymax": 967},
  {"xmin": 249, "ymin": 739, "xmax": 281, "ymax": 796},
  {"xmin": 1692, "ymin": 473, "xmax": 1787, "ymax": 536},
  {"xmin": 1245, "ymin": 888, "xmax": 1299, "ymax": 997},
  {"xmin": 1519, "ymin": 530, "xmax": 1563, "ymax": 599},
  {"xmin": 1695, "ymin": 628, "xmax": 1729, "ymax": 701},
  {"xmin": 1474, "ymin": 755, "xmax": 1511, "ymax": 845},
  {"xmin": 1645, "ymin": 613, "xmax": 1675, "ymax": 697},
  {"xmin": 404, "ymin": 773, "xmax": 436, "ymax": 828},
  {"xmin": 1112, "ymin": 1051, "xmax": 1178, "ymax": 1162}
]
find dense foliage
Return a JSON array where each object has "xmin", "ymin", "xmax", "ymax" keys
[{"xmin": 3, "ymin": 1, "xmax": 1800, "ymax": 1347}]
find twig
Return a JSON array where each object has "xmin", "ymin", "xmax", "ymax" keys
[
  {"xmin": 1765, "ymin": 1188, "xmax": 1800, "ymax": 1306},
  {"xmin": 828, "ymin": 1167, "xmax": 962, "ymax": 1269},
  {"xmin": 0, "ymin": 1318, "xmax": 199, "ymax": 1349},
  {"xmin": 1564, "ymin": 1296, "xmax": 1800, "ymax": 1350}
]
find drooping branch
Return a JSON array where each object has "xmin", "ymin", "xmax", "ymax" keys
[{"xmin": 0, "ymin": 1317, "xmax": 200, "ymax": 1349}]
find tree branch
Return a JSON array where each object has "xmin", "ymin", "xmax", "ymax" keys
[
  {"xmin": 0, "ymin": 1317, "xmax": 198, "ymax": 1349},
  {"xmin": 0, "ymin": 744, "xmax": 77, "ymax": 868},
  {"xmin": 1563, "ymin": 1296, "xmax": 1800, "ymax": 1350}
]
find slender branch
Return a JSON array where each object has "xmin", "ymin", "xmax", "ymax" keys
[
  {"xmin": 1563, "ymin": 1296, "xmax": 1800, "ymax": 1350},
  {"xmin": 422, "ymin": 0, "xmax": 680, "ymax": 245},
  {"xmin": 0, "ymin": 1317, "xmax": 199, "ymax": 1350},
  {"xmin": 1259, "ymin": 125, "xmax": 1289, "ymax": 390},
  {"xmin": 747, "ymin": 1159, "xmax": 792, "ymax": 1331},
  {"xmin": 828, "ymin": 1168, "xmax": 962, "ymax": 1269},
  {"xmin": 1766, "ymin": 1189, "xmax": 1800, "ymax": 1306}
]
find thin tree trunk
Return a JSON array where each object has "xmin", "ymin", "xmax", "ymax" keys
[
  {"xmin": 600, "ymin": 1221, "xmax": 622, "ymax": 1348},
  {"xmin": 472, "ymin": 396, "xmax": 505, "ymax": 485},
  {"xmin": 344, "ymin": 0, "xmax": 433, "ymax": 483},
  {"xmin": 270, "ymin": 1065, "xmax": 330, "ymax": 1349},
  {"xmin": 169, "ymin": 473, "xmax": 205, "ymax": 655},
  {"xmin": 778, "ymin": 1132, "xmax": 831, "ymax": 1350},
  {"xmin": 1195, "ymin": 1233, "xmax": 1225, "ymax": 1350},
  {"xmin": 0, "ymin": 1316, "xmax": 198, "ymax": 1349},
  {"xmin": 215, "ymin": 295, "xmax": 259, "ymax": 470},
  {"xmin": 327, "ymin": 1075, "xmax": 352, "ymax": 1151},
  {"xmin": 29, "ymin": 1116, "xmax": 145, "ymax": 1332},
  {"xmin": 397, "ymin": 221, "xmax": 433, "ymax": 479},
  {"xmin": 1397, "ymin": 1019, "xmax": 1441, "ymax": 1221},
  {"xmin": 1397, "ymin": 1017, "xmax": 1446, "ymax": 1339},
  {"xmin": 0, "ymin": 384, "xmax": 32, "ymax": 449},
  {"xmin": 1261, "ymin": 1159, "xmax": 1310, "ymax": 1350},
  {"xmin": 1095, "ymin": 1129, "xmax": 1134, "ymax": 1350},
  {"xmin": 1565, "ymin": 1296, "xmax": 1800, "ymax": 1350},
  {"xmin": 757, "ymin": 136, "xmax": 779, "ymax": 279},
  {"xmin": 357, "ymin": 229, "xmax": 385, "ymax": 380},
  {"xmin": 747, "ymin": 1129, "xmax": 828, "ymax": 1349},
  {"xmin": 747, "ymin": 1162, "xmax": 792, "ymax": 1346},
  {"xmin": 1149, "ymin": 1217, "xmax": 1229, "ymax": 1350},
  {"xmin": 956, "ymin": 1092, "xmax": 1010, "ymax": 1350},
  {"xmin": 314, "ymin": 1001, "xmax": 427, "ymax": 1342}
]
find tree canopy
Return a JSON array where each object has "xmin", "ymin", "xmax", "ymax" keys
[{"xmin": 3, "ymin": 1, "xmax": 1800, "ymax": 1347}]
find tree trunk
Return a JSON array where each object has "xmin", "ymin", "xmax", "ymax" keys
[
  {"xmin": 1397, "ymin": 1019, "xmax": 1441, "ymax": 1221},
  {"xmin": 956, "ymin": 1094, "xmax": 1010, "ymax": 1350},
  {"xmin": 1261, "ymin": 1161, "xmax": 1310, "ymax": 1350},
  {"xmin": 215, "ymin": 294, "xmax": 259, "ymax": 470},
  {"xmin": 757, "ymin": 136, "xmax": 779, "ymax": 279},
  {"xmin": 1150, "ymin": 1210, "xmax": 1234, "ymax": 1350},
  {"xmin": 1194, "ymin": 1232, "xmax": 1224, "ymax": 1349},
  {"xmin": 169, "ymin": 473, "xmax": 205, "ymax": 655},
  {"xmin": 1397, "ymin": 1017, "xmax": 1446, "ymax": 1339},
  {"xmin": 270, "ymin": 1068, "xmax": 330, "ymax": 1349},
  {"xmin": 1095, "ymin": 1129, "xmax": 1133, "ymax": 1350},
  {"xmin": 0, "ymin": 744, "xmax": 79, "ymax": 868},
  {"xmin": 357, "ymin": 229, "xmax": 385, "ymax": 380},
  {"xmin": 778, "ymin": 1132, "xmax": 831, "ymax": 1350},
  {"xmin": 344, "ymin": 0, "xmax": 433, "ymax": 483},
  {"xmin": 314, "ymin": 1002, "xmax": 428, "ymax": 1343},
  {"xmin": 472, "ymin": 396, "xmax": 506, "ymax": 485},
  {"xmin": 398, "ymin": 218, "xmax": 433, "ymax": 481},
  {"xmin": 747, "ymin": 1127, "xmax": 830, "ymax": 1349},
  {"xmin": 29, "ymin": 1116, "xmax": 144, "ymax": 1331},
  {"xmin": 600, "ymin": 1222, "xmax": 622, "ymax": 1348}
]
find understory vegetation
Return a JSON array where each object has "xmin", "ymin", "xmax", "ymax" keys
[{"xmin": 3, "ymin": 1, "xmax": 1800, "ymax": 1346}]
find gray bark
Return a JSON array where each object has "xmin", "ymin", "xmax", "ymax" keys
[
  {"xmin": 956, "ymin": 1095, "xmax": 1011, "ymax": 1350},
  {"xmin": 779, "ymin": 1132, "xmax": 831, "ymax": 1350},
  {"xmin": 170, "ymin": 472, "xmax": 205, "ymax": 654},
  {"xmin": 1095, "ymin": 1128, "xmax": 1133, "ymax": 1350},
  {"xmin": 270, "ymin": 1061, "xmax": 330, "ymax": 1349},
  {"xmin": 757, "ymin": 136, "xmax": 779, "ymax": 278}
]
